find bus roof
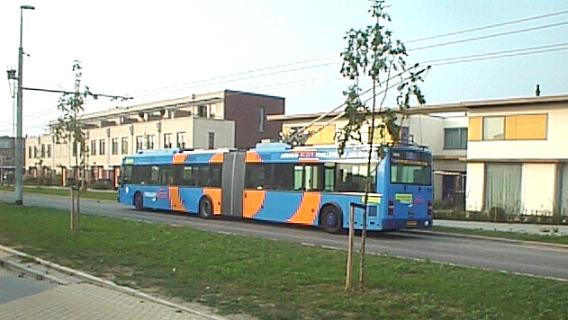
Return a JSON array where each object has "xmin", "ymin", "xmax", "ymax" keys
[{"xmin": 122, "ymin": 142, "xmax": 430, "ymax": 165}]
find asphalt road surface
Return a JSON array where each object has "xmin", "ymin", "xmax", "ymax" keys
[{"xmin": 1, "ymin": 191, "xmax": 568, "ymax": 281}]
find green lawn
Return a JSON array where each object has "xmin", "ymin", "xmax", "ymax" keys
[
  {"xmin": 0, "ymin": 185, "xmax": 116, "ymax": 201},
  {"xmin": 0, "ymin": 202, "xmax": 567, "ymax": 319},
  {"xmin": 432, "ymin": 226, "xmax": 568, "ymax": 245}
]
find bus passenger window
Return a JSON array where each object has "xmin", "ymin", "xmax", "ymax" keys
[
  {"xmin": 324, "ymin": 164, "xmax": 335, "ymax": 192},
  {"xmin": 245, "ymin": 164, "xmax": 265, "ymax": 190},
  {"xmin": 304, "ymin": 165, "xmax": 323, "ymax": 191},
  {"xmin": 294, "ymin": 166, "xmax": 303, "ymax": 191}
]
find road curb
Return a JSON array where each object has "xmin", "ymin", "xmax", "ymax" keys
[
  {"xmin": 0, "ymin": 257, "xmax": 70, "ymax": 285},
  {"xmin": 0, "ymin": 244, "xmax": 227, "ymax": 320},
  {"xmin": 406, "ymin": 229, "xmax": 568, "ymax": 249}
]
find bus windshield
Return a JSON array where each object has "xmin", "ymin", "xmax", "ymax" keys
[{"xmin": 390, "ymin": 150, "xmax": 431, "ymax": 185}]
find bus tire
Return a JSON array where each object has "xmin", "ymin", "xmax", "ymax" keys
[
  {"xmin": 134, "ymin": 192, "xmax": 143, "ymax": 211},
  {"xmin": 320, "ymin": 204, "xmax": 342, "ymax": 234},
  {"xmin": 199, "ymin": 197, "xmax": 213, "ymax": 219}
]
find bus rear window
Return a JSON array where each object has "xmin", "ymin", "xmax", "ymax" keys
[{"xmin": 390, "ymin": 164, "xmax": 431, "ymax": 185}]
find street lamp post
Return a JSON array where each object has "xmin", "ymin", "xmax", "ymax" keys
[{"xmin": 14, "ymin": 5, "xmax": 35, "ymax": 205}]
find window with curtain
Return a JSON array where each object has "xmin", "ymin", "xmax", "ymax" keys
[
  {"xmin": 485, "ymin": 163, "xmax": 522, "ymax": 213},
  {"xmin": 444, "ymin": 128, "xmax": 468, "ymax": 149},
  {"xmin": 561, "ymin": 164, "xmax": 568, "ymax": 216}
]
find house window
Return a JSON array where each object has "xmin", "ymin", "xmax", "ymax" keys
[
  {"xmin": 483, "ymin": 117, "xmax": 505, "ymax": 140},
  {"xmin": 136, "ymin": 136, "xmax": 144, "ymax": 152},
  {"xmin": 90, "ymin": 140, "xmax": 97, "ymax": 156},
  {"xmin": 208, "ymin": 132, "xmax": 215, "ymax": 150},
  {"xmin": 444, "ymin": 128, "xmax": 468, "ymax": 149},
  {"xmin": 99, "ymin": 139, "xmax": 106, "ymax": 155},
  {"xmin": 198, "ymin": 105, "xmax": 207, "ymax": 117},
  {"xmin": 259, "ymin": 106, "xmax": 266, "ymax": 132},
  {"xmin": 163, "ymin": 133, "xmax": 172, "ymax": 148},
  {"xmin": 400, "ymin": 126, "xmax": 410, "ymax": 142},
  {"xmin": 146, "ymin": 135, "xmax": 155, "ymax": 150},
  {"xmin": 40, "ymin": 144, "xmax": 46, "ymax": 158},
  {"xmin": 111, "ymin": 138, "xmax": 119, "ymax": 155},
  {"xmin": 28, "ymin": 146, "xmax": 33, "ymax": 159},
  {"xmin": 176, "ymin": 132, "xmax": 186, "ymax": 148},
  {"xmin": 33, "ymin": 146, "xmax": 38, "ymax": 158},
  {"xmin": 485, "ymin": 163, "xmax": 522, "ymax": 213},
  {"xmin": 46, "ymin": 145, "xmax": 51, "ymax": 158},
  {"xmin": 121, "ymin": 137, "xmax": 129, "ymax": 155},
  {"xmin": 561, "ymin": 164, "xmax": 568, "ymax": 216}
]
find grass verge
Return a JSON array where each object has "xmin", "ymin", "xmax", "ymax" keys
[
  {"xmin": 0, "ymin": 185, "xmax": 115, "ymax": 201},
  {"xmin": 0, "ymin": 202, "xmax": 567, "ymax": 319},
  {"xmin": 432, "ymin": 226, "xmax": 568, "ymax": 245}
]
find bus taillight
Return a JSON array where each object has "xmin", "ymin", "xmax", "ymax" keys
[
  {"xmin": 427, "ymin": 200, "xmax": 433, "ymax": 216},
  {"xmin": 388, "ymin": 200, "xmax": 394, "ymax": 215}
]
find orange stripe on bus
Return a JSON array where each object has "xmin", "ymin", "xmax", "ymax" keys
[
  {"xmin": 173, "ymin": 153, "xmax": 188, "ymax": 164},
  {"xmin": 243, "ymin": 190, "xmax": 266, "ymax": 218},
  {"xmin": 203, "ymin": 187, "xmax": 222, "ymax": 215},
  {"xmin": 287, "ymin": 192, "xmax": 321, "ymax": 225},
  {"xmin": 169, "ymin": 187, "xmax": 186, "ymax": 212},
  {"xmin": 245, "ymin": 151, "xmax": 262, "ymax": 163},
  {"xmin": 209, "ymin": 152, "xmax": 224, "ymax": 164}
]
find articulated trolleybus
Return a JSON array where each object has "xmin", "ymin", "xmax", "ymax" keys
[{"xmin": 118, "ymin": 141, "xmax": 433, "ymax": 233}]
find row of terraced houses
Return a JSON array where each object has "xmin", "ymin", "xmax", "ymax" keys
[{"xmin": 19, "ymin": 89, "xmax": 568, "ymax": 219}]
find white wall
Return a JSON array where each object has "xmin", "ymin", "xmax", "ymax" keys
[
  {"xmin": 468, "ymin": 107, "xmax": 568, "ymax": 160},
  {"xmin": 466, "ymin": 162, "xmax": 485, "ymax": 211},
  {"xmin": 192, "ymin": 118, "xmax": 235, "ymax": 149},
  {"xmin": 521, "ymin": 163, "xmax": 556, "ymax": 215},
  {"xmin": 406, "ymin": 115, "xmax": 444, "ymax": 154}
]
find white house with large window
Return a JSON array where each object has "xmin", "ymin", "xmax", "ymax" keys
[
  {"xmin": 404, "ymin": 94, "xmax": 568, "ymax": 218},
  {"xmin": 465, "ymin": 95, "xmax": 568, "ymax": 217}
]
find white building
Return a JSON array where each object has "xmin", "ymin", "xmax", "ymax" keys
[
  {"xmin": 406, "ymin": 94, "xmax": 568, "ymax": 219},
  {"xmin": 25, "ymin": 90, "xmax": 285, "ymax": 187}
]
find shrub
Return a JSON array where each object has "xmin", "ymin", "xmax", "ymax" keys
[{"xmin": 90, "ymin": 179, "xmax": 113, "ymax": 190}]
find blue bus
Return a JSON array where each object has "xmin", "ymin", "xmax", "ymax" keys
[{"xmin": 118, "ymin": 141, "xmax": 433, "ymax": 233}]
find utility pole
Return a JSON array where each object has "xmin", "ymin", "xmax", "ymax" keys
[{"xmin": 14, "ymin": 5, "xmax": 35, "ymax": 205}]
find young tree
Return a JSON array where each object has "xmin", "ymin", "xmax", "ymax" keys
[
  {"xmin": 53, "ymin": 60, "xmax": 88, "ymax": 231},
  {"xmin": 339, "ymin": 0, "xmax": 429, "ymax": 290}
]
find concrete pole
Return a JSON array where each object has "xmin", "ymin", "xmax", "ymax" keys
[{"xmin": 14, "ymin": 5, "xmax": 35, "ymax": 205}]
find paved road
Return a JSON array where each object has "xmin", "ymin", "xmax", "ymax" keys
[{"xmin": 2, "ymin": 191, "xmax": 568, "ymax": 281}]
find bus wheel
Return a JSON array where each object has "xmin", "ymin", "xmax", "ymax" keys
[
  {"xmin": 320, "ymin": 205, "xmax": 342, "ymax": 233},
  {"xmin": 134, "ymin": 192, "xmax": 143, "ymax": 211},
  {"xmin": 199, "ymin": 197, "xmax": 213, "ymax": 219}
]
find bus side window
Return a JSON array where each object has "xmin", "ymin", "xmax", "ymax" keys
[
  {"xmin": 245, "ymin": 164, "xmax": 265, "ymax": 190},
  {"xmin": 304, "ymin": 164, "xmax": 323, "ymax": 191},
  {"xmin": 293, "ymin": 165, "xmax": 303, "ymax": 191},
  {"xmin": 324, "ymin": 164, "xmax": 335, "ymax": 192}
]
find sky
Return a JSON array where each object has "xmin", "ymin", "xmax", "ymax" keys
[{"xmin": 1, "ymin": 0, "xmax": 567, "ymax": 136}]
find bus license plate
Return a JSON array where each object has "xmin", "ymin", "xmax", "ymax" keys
[{"xmin": 406, "ymin": 220, "xmax": 417, "ymax": 228}]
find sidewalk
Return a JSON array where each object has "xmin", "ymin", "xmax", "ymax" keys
[
  {"xmin": 0, "ymin": 246, "xmax": 227, "ymax": 320},
  {"xmin": 435, "ymin": 219, "xmax": 568, "ymax": 236}
]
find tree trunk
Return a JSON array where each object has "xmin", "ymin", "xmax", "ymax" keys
[
  {"xmin": 345, "ymin": 204, "xmax": 356, "ymax": 291},
  {"xmin": 70, "ymin": 186, "xmax": 79, "ymax": 231}
]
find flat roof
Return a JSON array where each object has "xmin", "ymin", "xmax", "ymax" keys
[
  {"xmin": 62, "ymin": 89, "xmax": 285, "ymax": 124},
  {"xmin": 268, "ymin": 94, "xmax": 568, "ymax": 121}
]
